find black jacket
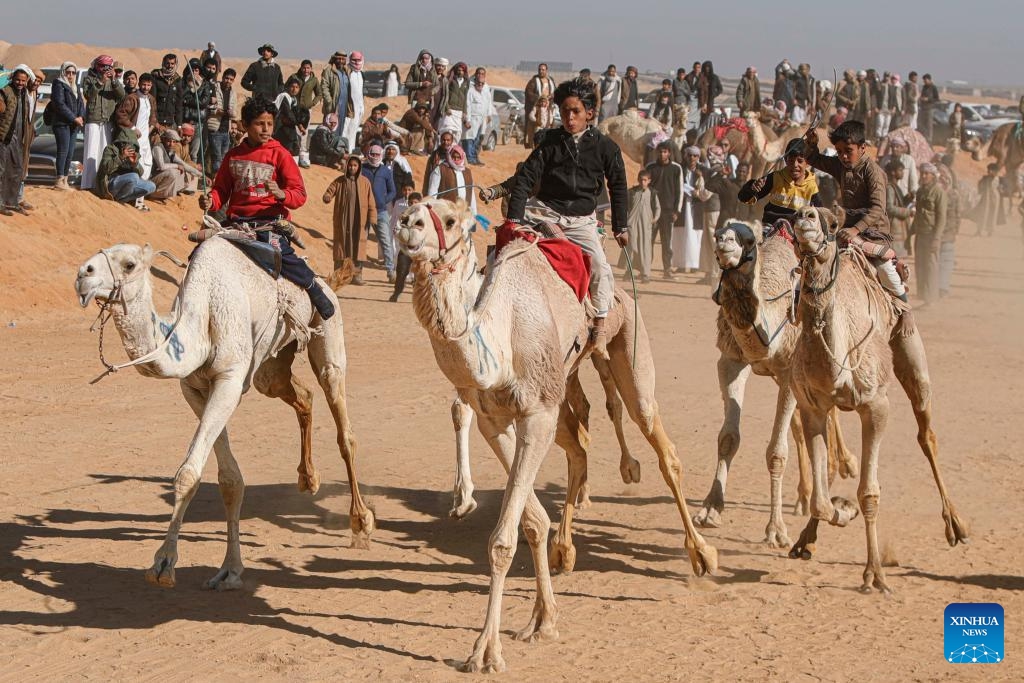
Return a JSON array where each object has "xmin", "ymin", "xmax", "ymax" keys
[
  {"xmin": 150, "ymin": 70, "xmax": 184, "ymax": 126},
  {"xmin": 644, "ymin": 160, "xmax": 683, "ymax": 215},
  {"xmin": 241, "ymin": 60, "xmax": 284, "ymax": 101},
  {"xmin": 508, "ymin": 126, "xmax": 628, "ymax": 233},
  {"xmin": 182, "ymin": 77, "xmax": 215, "ymax": 125},
  {"xmin": 51, "ymin": 79, "xmax": 86, "ymax": 127}
]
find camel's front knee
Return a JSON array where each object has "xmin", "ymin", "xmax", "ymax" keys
[
  {"xmin": 634, "ymin": 398, "xmax": 657, "ymax": 434},
  {"xmin": 174, "ymin": 465, "xmax": 202, "ymax": 498},
  {"xmin": 521, "ymin": 513, "xmax": 551, "ymax": 548},
  {"xmin": 488, "ymin": 534, "xmax": 516, "ymax": 573},
  {"xmin": 765, "ymin": 450, "xmax": 787, "ymax": 477},
  {"xmin": 719, "ymin": 427, "xmax": 740, "ymax": 460}
]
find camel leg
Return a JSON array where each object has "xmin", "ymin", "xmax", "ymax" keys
[
  {"xmin": 763, "ymin": 382, "xmax": 797, "ymax": 548},
  {"xmin": 146, "ymin": 374, "xmax": 244, "ymax": 588},
  {"xmin": 856, "ymin": 395, "xmax": 891, "ymax": 594},
  {"xmin": 450, "ymin": 395, "xmax": 478, "ymax": 518},
  {"xmin": 828, "ymin": 407, "xmax": 859, "ymax": 481},
  {"xmin": 462, "ymin": 410, "xmax": 560, "ymax": 674},
  {"xmin": 308, "ymin": 329, "xmax": 375, "ymax": 549},
  {"xmin": 592, "ymin": 355, "xmax": 640, "ymax": 485},
  {"xmin": 178, "ymin": 382, "xmax": 246, "ymax": 591},
  {"xmin": 789, "ymin": 410, "xmax": 812, "ymax": 515},
  {"xmin": 564, "ymin": 371, "xmax": 592, "ymax": 508},
  {"xmin": 253, "ymin": 342, "xmax": 319, "ymax": 494},
  {"xmin": 550, "ymin": 395, "xmax": 589, "ymax": 574},
  {"xmin": 696, "ymin": 356, "xmax": 751, "ymax": 528},
  {"xmin": 890, "ymin": 331, "xmax": 969, "ymax": 545},
  {"xmin": 789, "ymin": 404, "xmax": 859, "ymax": 561}
]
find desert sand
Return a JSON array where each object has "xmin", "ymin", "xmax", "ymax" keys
[{"xmin": 1, "ymin": 42, "xmax": 1023, "ymax": 683}]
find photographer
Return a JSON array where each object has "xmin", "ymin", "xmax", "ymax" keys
[
  {"xmin": 93, "ymin": 129, "xmax": 156, "ymax": 207},
  {"xmin": 81, "ymin": 55, "xmax": 126, "ymax": 190}
]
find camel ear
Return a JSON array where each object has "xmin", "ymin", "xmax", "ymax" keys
[{"xmin": 141, "ymin": 243, "xmax": 154, "ymax": 266}]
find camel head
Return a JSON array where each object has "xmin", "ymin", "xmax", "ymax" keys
[
  {"xmin": 793, "ymin": 207, "xmax": 841, "ymax": 259},
  {"xmin": 714, "ymin": 221, "xmax": 761, "ymax": 270},
  {"xmin": 396, "ymin": 199, "xmax": 475, "ymax": 266},
  {"xmin": 75, "ymin": 243, "xmax": 154, "ymax": 308}
]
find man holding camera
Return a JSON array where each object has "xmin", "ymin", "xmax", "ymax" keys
[{"xmin": 81, "ymin": 55, "xmax": 126, "ymax": 190}]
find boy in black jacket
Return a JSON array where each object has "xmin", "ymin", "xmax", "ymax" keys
[{"xmin": 504, "ymin": 77, "xmax": 629, "ymax": 356}]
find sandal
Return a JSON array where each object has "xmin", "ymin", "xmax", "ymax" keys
[{"xmin": 135, "ymin": 203, "xmax": 151, "ymax": 212}]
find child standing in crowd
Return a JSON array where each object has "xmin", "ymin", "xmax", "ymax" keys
[
  {"xmin": 274, "ymin": 77, "xmax": 307, "ymax": 163},
  {"xmin": 528, "ymin": 95, "xmax": 554, "ymax": 141},
  {"xmin": 625, "ymin": 169, "xmax": 660, "ymax": 284},
  {"xmin": 389, "ymin": 187, "xmax": 420, "ymax": 302}
]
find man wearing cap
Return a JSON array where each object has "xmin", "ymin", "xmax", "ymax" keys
[
  {"xmin": 320, "ymin": 52, "xmax": 352, "ymax": 126},
  {"xmin": 200, "ymin": 42, "xmax": 221, "ymax": 76},
  {"xmin": 241, "ymin": 44, "xmax": 284, "ymax": 102},
  {"xmin": 0, "ymin": 66, "xmax": 35, "ymax": 215},
  {"xmin": 81, "ymin": 55, "xmax": 126, "ymax": 190},
  {"xmin": 343, "ymin": 51, "xmax": 366, "ymax": 155}
]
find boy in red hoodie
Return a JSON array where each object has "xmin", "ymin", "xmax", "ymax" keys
[{"xmin": 200, "ymin": 96, "xmax": 334, "ymax": 319}]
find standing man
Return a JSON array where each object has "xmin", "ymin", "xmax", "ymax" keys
[
  {"xmin": 910, "ymin": 162, "xmax": 947, "ymax": 305},
  {"xmin": 524, "ymin": 63, "xmax": 556, "ymax": 148},
  {"xmin": 181, "ymin": 58, "xmax": 213, "ymax": 162},
  {"xmin": 404, "ymin": 49, "xmax": 436, "ymax": 109},
  {"xmin": 644, "ymin": 141, "xmax": 683, "ymax": 280},
  {"xmin": 361, "ymin": 145, "xmax": 397, "ymax": 282},
  {"xmin": 736, "ymin": 66, "xmax": 761, "ymax": 116},
  {"xmin": 241, "ymin": 43, "xmax": 284, "ymax": 103},
  {"xmin": 293, "ymin": 60, "xmax": 322, "ymax": 167},
  {"xmin": 464, "ymin": 67, "xmax": 493, "ymax": 166},
  {"xmin": 874, "ymin": 72, "xmax": 892, "ymax": 142},
  {"xmin": 200, "ymin": 42, "xmax": 221, "ymax": 76},
  {"xmin": 114, "ymin": 72, "xmax": 158, "ymax": 181},
  {"xmin": 620, "ymin": 66, "xmax": 640, "ymax": 113},
  {"xmin": 918, "ymin": 73, "xmax": 940, "ymax": 143},
  {"xmin": 81, "ymin": 55, "xmax": 125, "ymax": 191},
  {"xmin": 852, "ymin": 70, "xmax": 871, "ymax": 126},
  {"xmin": 429, "ymin": 57, "xmax": 451, "ymax": 132},
  {"xmin": 321, "ymin": 52, "xmax": 351, "ymax": 134},
  {"xmin": 151, "ymin": 53, "xmax": 184, "ymax": 130},
  {"xmin": 0, "ymin": 66, "xmax": 34, "ymax": 215},
  {"xmin": 597, "ymin": 65, "xmax": 621, "ymax": 123},
  {"xmin": 207, "ymin": 68, "xmax": 236, "ymax": 175},
  {"xmin": 888, "ymin": 74, "xmax": 904, "ymax": 133},
  {"xmin": 793, "ymin": 63, "xmax": 815, "ymax": 121},
  {"xmin": 345, "ymin": 51, "xmax": 366, "ymax": 155},
  {"xmin": 904, "ymin": 71, "xmax": 920, "ymax": 129}
]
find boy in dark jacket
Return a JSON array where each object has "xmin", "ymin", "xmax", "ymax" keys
[{"xmin": 505, "ymin": 77, "xmax": 629, "ymax": 356}]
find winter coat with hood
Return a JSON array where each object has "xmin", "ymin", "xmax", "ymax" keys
[
  {"xmin": 241, "ymin": 59, "xmax": 284, "ymax": 101},
  {"xmin": 0, "ymin": 80, "xmax": 35, "ymax": 170},
  {"xmin": 51, "ymin": 78, "xmax": 86, "ymax": 128},
  {"xmin": 404, "ymin": 51, "xmax": 437, "ymax": 105},
  {"xmin": 94, "ymin": 129, "xmax": 143, "ymax": 199}
]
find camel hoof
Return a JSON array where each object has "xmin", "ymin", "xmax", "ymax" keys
[
  {"xmin": 619, "ymin": 457, "xmax": 641, "ymax": 484},
  {"xmin": 449, "ymin": 498, "xmax": 478, "ymax": 519},
  {"xmin": 793, "ymin": 495, "xmax": 811, "ymax": 516},
  {"xmin": 693, "ymin": 505, "xmax": 722, "ymax": 528},
  {"xmin": 297, "ymin": 469, "xmax": 321, "ymax": 495},
  {"xmin": 350, "ymin": 508, "xmax": 376, "ymax": 550},
  {"xmin": 515, "ymin": 623, "xmax": 559, "ymax": 643},
  {"xmin": 829, "ymin": 496, "xmax": 860, "ymax": 527},
  {"xmin": 146, "ymin": 556, "xmax": 176, "ymax": 588},
  {"xmin": 549, "ymin": 541, "xmax": 577, "ymax": 574},
  {"xmin": 764, "ymin": 524, "xmax": 792, "ymax": 549},
  {"xmin": 788, "ymin": 525, "xmax": 817, "ymax": 561},
  {"xmin": 203, "ymin": 568, "xmax": 243, "ymax": 591},
  {"xmin": 944, "ymin": 509, "xmax": 970, "ymax": 547},
  {"xmin": 687, "ymin": 541, "xmax": 718, "ymax": 576},
  {"xmin": 459, "ymin": 652, "xmax": 506, "ymax": 674},
  {"xmin": 860, "ymin": 568, "xmax": 892, "ymax": 595},
  {"xmin": 575, "ymin": 483, "xmax": 592, "ymax": 509}
]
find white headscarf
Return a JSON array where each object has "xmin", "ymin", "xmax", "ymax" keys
[
  {"xmin": 383, "ymin": 141, "xmax": 412, "ymax": 174},
  {"xmin": 61, "ymin": 61, "xmax": 79, "ymax": 97}
]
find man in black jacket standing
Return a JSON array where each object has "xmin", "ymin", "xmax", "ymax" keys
[
  {"xmin": 151, "ymin": 53, "xmax": 184, "ymax": 128},
  {"xmin": 505, "ymin": 77, "xmax": 629, "ymax": 357},
  {"xmin": 644, "ymin": 142, "xmax": 683, "ymax": 280},
  {"xmin": 241, "ymin": 44, "xmax": 284, "ymax": 103}
]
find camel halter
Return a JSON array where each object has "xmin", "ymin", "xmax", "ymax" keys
[{"xmin": 88, "ymin": 248, "xmax": 188, "ymax": 384}]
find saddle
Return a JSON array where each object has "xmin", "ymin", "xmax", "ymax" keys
[
  {"xmin": 492, "ymin": 220, "xmax": 591, "ymax": 302},
  {"xmin": 188, "ymin": 215, "xmax": 305, "ymax": 279}
]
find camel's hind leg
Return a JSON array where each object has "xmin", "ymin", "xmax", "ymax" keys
[
  {"xmin": 696, "ymin": 355, "xmax": 751, "ymax": 527},
  {"xmin": 793, "ymin": 408, "xmax": 857, "ymax": 515},
  {"xmin": 890, "ymin": 330, "xmax": 969, "ymax": 545},
  {"xmin": 592, "ymin": 355, "xmax": 641, "ymax": 486},
  {"xmin": 147, "ymin": 374, "xmax": 244, "ymax": 588},
  {"xmin": 564, "ymin": 371, "xmax": 592, "ymax": 508},
  {"xmin": 606, "ymin": 309, "xmax": 717, "ymax": 575},
  {"xmin": 308, "ymin": 315, "xmax": 375, "ymax": 548},
  {"xmin": 550, "ymin": 377, "xmax": 591, "ymax": 574},
  {"xmin": 764, "ymin": 382, "xmax": 798, "ymax": 548},
  {"xmin": 856, "ymin": 395, "xmax": 891, "ymax": 594},
  {"xmin": 253, "ymin": 341, "xmax": 319, "ymax": 494},
  {"xmin": 463, "ymin": 411, "xmax": 560, "ymax": 674},
  {"xmin": 790, "ymin": 410, "xmax": 812, "ymax": 515},
  {"xmin": 450, "ymin": 394, "xmax": 478, "ymax": 518}
]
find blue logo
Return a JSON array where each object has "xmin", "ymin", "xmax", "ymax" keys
[{"xmin": 945, "ymin": 603, "xmax": 1003, "ymax": 663}]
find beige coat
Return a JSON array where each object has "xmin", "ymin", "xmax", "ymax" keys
[{"xmin": 324, "ymin": 173, "xmax": 376, "ymax": 264}]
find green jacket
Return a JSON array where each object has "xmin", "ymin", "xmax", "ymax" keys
[
  {"xmin": 910, "ymin": 182, "xmax": 947, "ymax": 242},
  {"xmin": 293, "ymin": 72, "xmax": 322, "ymax": 111},
  {"xmin": 94, "ymin": 129, "xmax": 142, "ymax": 200},
  {"xmin": 319, "ymin": 65, "xmax": 353, "ymax": 119},
  {"xmin": 82, "ymin": 71, "xmax": 126, "ymax": 124}
]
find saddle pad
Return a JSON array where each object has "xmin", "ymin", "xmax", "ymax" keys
[
  {"xmin": 224, "ymin": 235, "xmax": 282, "ymax": 279},
  {"xmin": 494, "ymin": 224, "xmax": 592, "ymax": 302}
]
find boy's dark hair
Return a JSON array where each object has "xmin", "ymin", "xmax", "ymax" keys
[
  {"xmin": 241, "ymin": 95, "xmax": 278, "ymax": 124},
  {"xmin": 884, "ymin": 159, "xmax": 905, "ymax": 173},
  {"xmin": 908, "ymin": 70, "xmax": 918, "ymax": 78},
  {"xmin": 554, "ymin": 77, "xmax": 597, "ymax": 110},
  {"xmin": 662, "ymin": 78, "xmax": 672, "ymax": 86},
  {"xmin": 138, "ymin": 72, "xmax": 153, "ymax": 84},
  {"xmin": 656, "ymin": 140, "xmax": 672, "ymax": 151},
  {"xmin": 923, "ymin": 73, "xmax": 932, "ymax": 80},
  {"xmin": 783, "ymin": 138, "xmax": 810, "ymax": 159},
  {"xmin": 123, "ymin": 70, "xmax": 136, "ymax": 81},
  {"xmin": 409, "ymin": 192, "xmax": 423, "ymax": 201},
  {"xmin": 374, "ymin": 102, "xmax": 390, "ymax": 111},
  {"xmin": 638, "ymin": 169, "xmax": 652, "ymax": 179},
  {"xmin": 223, "ymin": 68, "xmax": 236, "ymax": 79},
  {"xmin": 829, "ymin": 120, "xmax": 867, "ymax": 145},
  {"xmin": 301, "ymin": 59, "xmax": 312, "ymax": 68},
  {"xmin": 579, "ymin": 68, "xmax": 591, "ymax": 77},
  {"xmin": 285, "ymin": 76, "xmax": 301, "ymax": 88}
]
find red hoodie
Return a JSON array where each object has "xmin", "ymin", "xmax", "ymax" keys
[{"xmin": 209, "ymin": 137, "xmax": 306, "ymax": 219}]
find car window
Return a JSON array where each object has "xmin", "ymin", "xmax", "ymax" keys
[
  {"xmin": 493, "ymin": 90, "xmax": 509, "ymax": 104},
  {"xmin": 511, "ymin": 90, "xmax": 526, "ymax": 104}
]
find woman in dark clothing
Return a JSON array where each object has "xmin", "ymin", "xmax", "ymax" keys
[{"xmin": 50, "ymin": 61, "xmax": 86, "ymax": 190}]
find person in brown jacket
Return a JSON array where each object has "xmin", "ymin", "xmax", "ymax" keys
[
  {"xmin": 323, "ymin": 155, "xmax": 377, "ymax": 285},
  {"xmin": 115, "ymin": 72, "xmax": 160, "ymax": 179},
  {"xmin": 884, "ymin": 158, "xmax": 914, "ymax": 256},
  {"xmin": 0, "ymin": 66, "xmax": 35, "ymax": 215},
  {"xmin": 909, "ymin": 162, "xmax": 946, "ymax": 305},
  {"xmin": 805, "ymin": 119, "xmax": 907, "ymax": 302},
  {"xmin": 397, "ymin": 102, "xmax": 434, "ymax": 154}
]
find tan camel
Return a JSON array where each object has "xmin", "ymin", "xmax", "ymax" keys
[
  {"xmin": 74, "ymin": 239, "xmax": 374, "ymax": 590},
  {"xmin": 395, "ymin": 199, "xmax": 715, "ymax": 673},
  {"xmin": 695, "ymin": 220, "xmax": 857, "ymax": 547},
  {"xmin": 744, "ymin": 111, "xmax": 806, "ymax": 178},
  {"xmin": 987, "ymin": 121, "xmax": 1024, "ymax": 192},
  {"xmin": 787, "ymin": 207, "xmax": 968, "ymax": 592},
  {"xmin": 598, "ymin": 106, "xmax": 690, "ymax": 164}
]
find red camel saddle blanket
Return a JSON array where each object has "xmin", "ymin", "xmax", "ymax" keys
[
  {"xmin": 713, "ymin": 117, "xmax": 750, "ymax": 141},
  {"xmin": 494, "ymin": 224, "xmax": 592, "ymax": 302}
]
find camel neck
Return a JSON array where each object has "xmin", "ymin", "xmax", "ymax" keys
[{"xmin": 110, "ymin": 274, "xmax": 194, "ymax": 378}]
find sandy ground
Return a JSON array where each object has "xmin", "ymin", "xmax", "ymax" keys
[{"xmin": 1, "ymin": 45, "xmax": 1024, "ymax": 680}]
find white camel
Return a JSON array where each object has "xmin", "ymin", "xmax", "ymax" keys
[
  {"xmin": 395, "ymin": 199, "xmax": 716, "ymax": 673},
  {"xmin": 74, "ymin": 239, "xmax": 375, "ymax": 590},
  {"xmin": 598, "ymin": 106, "xmax": 690, "ymax": 164}
]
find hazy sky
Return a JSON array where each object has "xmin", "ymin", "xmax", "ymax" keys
[{"xmin": 2, "ymin": 0, "xmax": 1020, "ymax": 85}]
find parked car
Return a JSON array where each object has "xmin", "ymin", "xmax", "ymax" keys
[
  {"xmin": 26, "ymin": 113, "xmax": 84, "ymax": 187},
  {"xmin": 636, "ymin": 89, "xmax": 663, "ymax": 117},
  {"xmin": 491, "ymin": 86, "xmax": 526, "ymax": 144},
  {"xmin": 361, "ymin": 70, "xmax": 405, "ymax": 98}
]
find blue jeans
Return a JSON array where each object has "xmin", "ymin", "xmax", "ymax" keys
[
  {"xmin": 109, "ymin": 173, "xmax": 156, "ymax": 203},
  {"xmin": 208, "ymin": 131, "xmax": 230, "ymax": 175},
  {"xmin": 54, "ymin": 125, "xmax": 75, "ymax": 177},
  {"xmin": 373, "ymin": 208, "xmax": 394, "ymax": 273},
  {"xmin": 463, "ymin": 136, "xmax": 479, "ymax": 163}
]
